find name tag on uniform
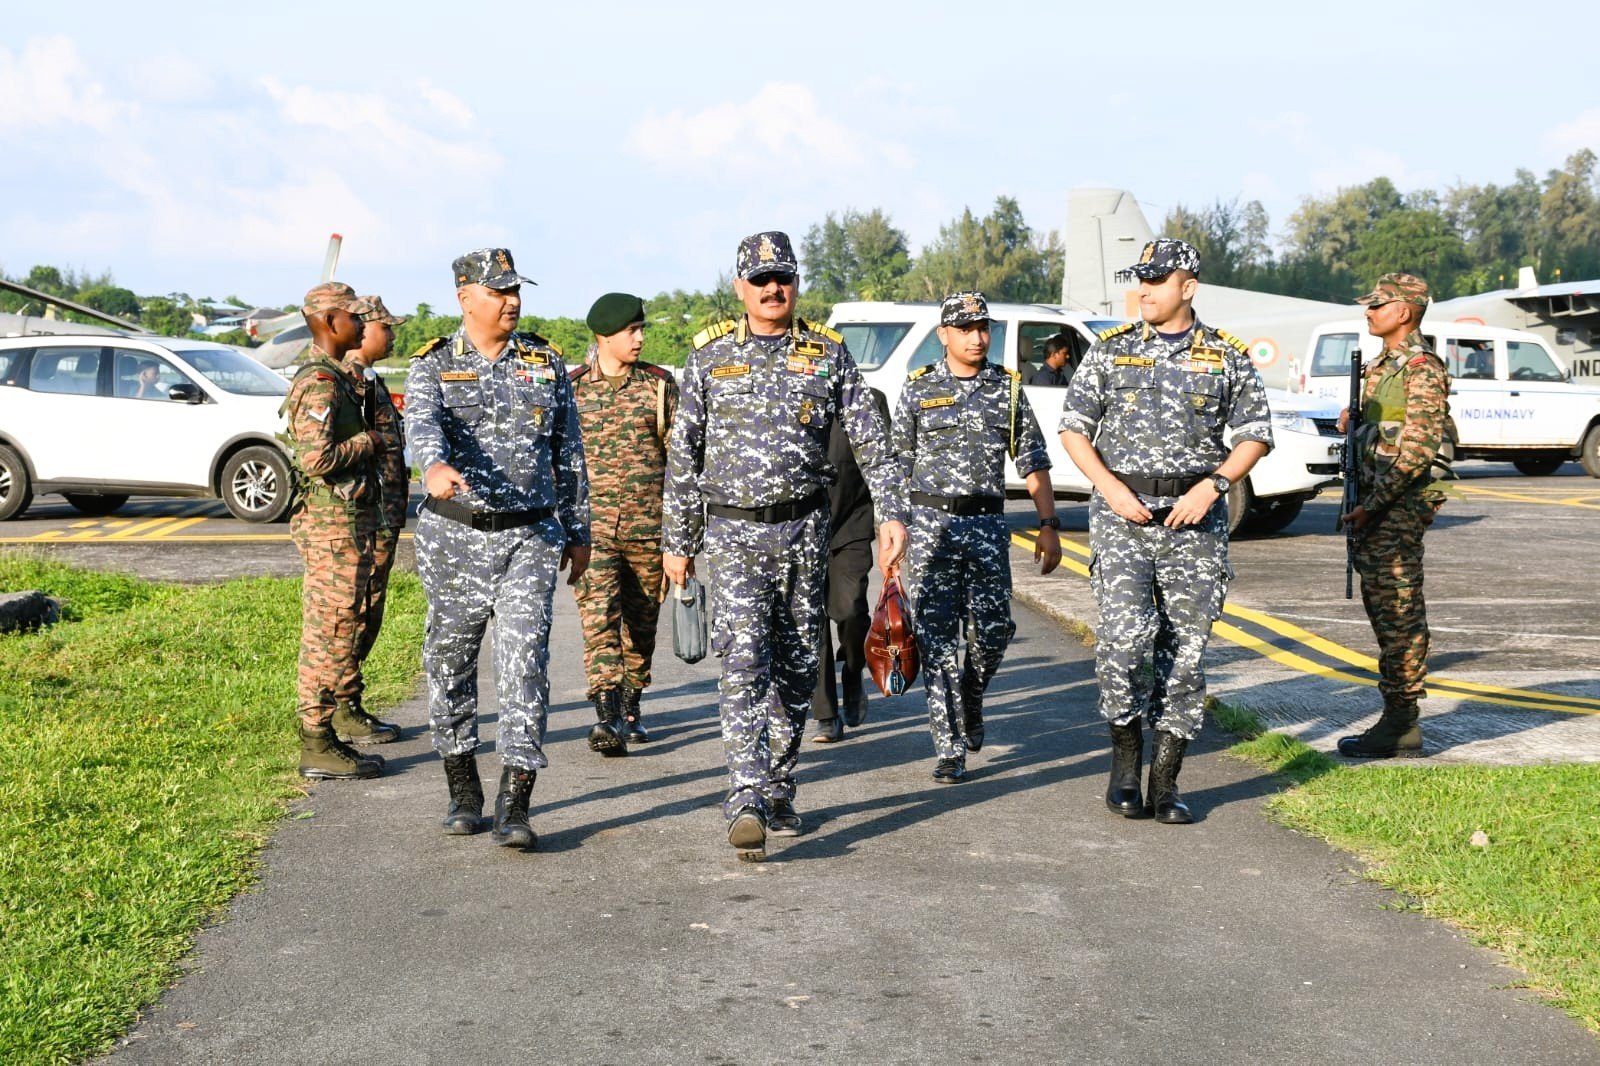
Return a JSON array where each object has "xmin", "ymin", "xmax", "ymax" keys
[
  {"xmin": 920, "ymin": 395, "xmax": 957, "ymax": 409},
  {"xmin": 786, "ymin": 356, "xmax": 829, "ymax": 377},
  {"xmin": 519, "ymin": 351, "xmax": 550, "ymax": 366},
  {"xmin": 440, "ymin": 370, "xmax": 479, "ymax": 381},
  {"xmin": 1114, "ymin": 356, "xmax": 1155, "ymax": 367},
  {"xmin": 711, "ymin": 364, "xmax": 750, "ymax": 379},
  {"xmin": 794, "ymin": 340, "xmax": 826, "ymax": 357}
]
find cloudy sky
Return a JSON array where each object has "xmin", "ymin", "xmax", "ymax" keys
[{"xmin": 4, "ymin": 0, "xmax": 1596, "ymax": 317}]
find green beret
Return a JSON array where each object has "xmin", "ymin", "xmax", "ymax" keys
[{"xmin": 586, "ymin": 292, "xmax": 645, "ymax": 337}]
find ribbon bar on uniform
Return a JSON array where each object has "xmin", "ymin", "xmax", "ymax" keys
[
  {"xmin": 422, "ymin": 495, "xmax": 554, "ymax": 531},
  {"xmin": 909, "ymin": 490, "xmax": 1005, "ymax": 516},
  {"xmin": 705, "ymin": 488, "xmax": 828, "ymax": 524}
]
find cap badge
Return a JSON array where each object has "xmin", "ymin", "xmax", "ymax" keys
[
  {"xmin": 495, "ymin": 250, "xmax": 511, "ymax": 272},
  {"xmin": 1139, "ymin": 244, "xmax": 1155, "ymax": 265},
  {"xmin": 758, "ymin": 235, "xmax": 777, "ymax": 263}
]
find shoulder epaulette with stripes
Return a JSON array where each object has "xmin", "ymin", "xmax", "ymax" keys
[
  {"xmin": 907, "ymin": 365, "xmax": 934, "ymax": 381},
  {"xmin": 411, "ymin": 336, "xmax": 448, "ymax": 360},
  {"xmin": 803, "ymin": 320, "xmax": 845, "ymax": 345},
  {"xmin": 1096, "ymin": 322, "xmax": 1136, "ymax": 342},
  {"xmin": 692, "ymin": 320, "xmax": 736, "ymax": 350},
  {"xmin": 1215, "ymin": 329, "xmax": 1250, "ymax": 355}
]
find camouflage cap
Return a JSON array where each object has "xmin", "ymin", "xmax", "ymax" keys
[
  {"xmin": 302, "ymin": 281, "xmax": 372, "ymax": 318},
  {"xmin": 359, "ymin": 295, "xmax": 408, "ymax": 327},
  {"xmin": 452, "ymin": 247, "xmax": 536, "ymax": 291},
  {"xmin": 1355, "ymin": 272, "xmax": 1430, "ymax": 307},
  {"xmin": 735, "ymin": 231, "xmax": 799, "ymax": 280},
  {"xmin": 1129, "ymin": 238, "xmax": 1202, "ymax": 280},
  {"xmin": 939, "ymin": 290, "xmax": 991, "ymax": 327}
]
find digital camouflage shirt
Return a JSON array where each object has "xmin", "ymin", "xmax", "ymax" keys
[
  {"xmin": 569, "ymin": 355, "xmax": 679, "ymax": 542},
  {"xmin": 893, "ymin": 358, "xmax": 1050, "ymax": 497},
  {"xmin": 662, "ymin": 316, "xmax": 905, "ymax": 557},
  {"xmin": 404, "ymin": 329, "xmax": 590, "ymax": 546},
  {"xmin": 1059, "ymin": 318, "xmax": 1273, "ymax": 479},
  {"xmin": 1357, "ymin": 329, "xmax": 1452, "ymax": 515},
  {"xmin": 284, "ymin": 345, "xmax": 382, "ymax": 539}
]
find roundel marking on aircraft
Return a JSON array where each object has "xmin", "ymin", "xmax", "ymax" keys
[{"xmin": 1248, "ymin": 337, "xmax": 1278, "ymax": 368}]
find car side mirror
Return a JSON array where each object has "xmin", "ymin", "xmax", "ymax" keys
[{"xmin": 168, "ymin": 383, "xmax": 204, "ymax": 404}]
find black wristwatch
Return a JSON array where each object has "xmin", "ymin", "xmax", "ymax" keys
[
  {"xmin": 1210, "ymin": 473, "xmax": 1231, "ymax": 494},
  {"xmin": 1038, "ymin": 516, "xmax": 1061, "ymax": 529}
]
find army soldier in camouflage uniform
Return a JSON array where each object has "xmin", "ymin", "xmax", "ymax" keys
[
  {"xmin": 335, "ymin": 294, "xmax": 411, "ymax": 735},
  {"xmin": 406, "ymin": 248, "xmax": 591, "ymax": 850},
  {"xmin": 569, "ymin": 292, "xmax": 679, "ymax": 754},
  {"xmin": 1337, "ymin": 273, "xmax": 1454, "ymax": 759},
  {"xmin": 662, "ymin": 230, "xmax": 907, "ymax": 861},
  {"xmin": 895, "ymin": 292, "xmax": 1061, "ymax": 782},
  {"xmin": 1060, "ymin": 239, "xmax": 1272, "ymax": 824},
  {"xmin": 284, "ymin": 282, "xmax": 395, "ymax": 780}
]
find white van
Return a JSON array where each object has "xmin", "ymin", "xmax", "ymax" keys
[
  {"xmin": 828, "ymin": 301, "xmax": 1344, "ymax": 535},
  {"xmin": 1304, "ymin": 320, "xmax": 1600, "ymax": 477}
]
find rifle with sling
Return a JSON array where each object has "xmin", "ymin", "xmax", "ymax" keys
[{"xmin": 1340, "ymin": 343, "xmax": 1362, "ymax": 599}]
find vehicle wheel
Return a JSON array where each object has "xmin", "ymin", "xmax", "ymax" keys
[
  {"xmin": 64, "ymin": 493, "xmax": 129, "ymax": 516},
  {"xmin": 0, "ymin": 444, "xmax": 32, "ymax": 521},
  {"xmin": 1225, "ymin": 478, "xmax": 1253, "ymax": 536},
  {"xmin": 1244, "ymin": 496, "xmax": 1305, "ymax": 536},
  {"xmin": 1583, "ymin": 424, "xmax": 1600, "ymax": 479},
  {"xmin": 1512, "ymin": 456, "xmax": 1566, "ymax": 477},
  {"xmin": 221, "ymin": 446, "xmax": 293, "ymax": 523}
]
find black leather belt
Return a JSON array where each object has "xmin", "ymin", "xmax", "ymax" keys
[
  {"xmin": 1111, "ymin": 472, "xmax": 1207, "ymax": 497},
  {"xmin": 910, "ymin": 490, "xmax": 1004, "ymax": 516},
  {"xmin": 422, "ymin": 495, "xmax": 553, "ymax": 531},
  {"xmin": 706, "ymin": 488, "xmax": 828, "ymax": 524}
]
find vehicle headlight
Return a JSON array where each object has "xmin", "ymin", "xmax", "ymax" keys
[{"xmin": 1271, "ymin": 409, "xmax": 1311, "ymax": 434}]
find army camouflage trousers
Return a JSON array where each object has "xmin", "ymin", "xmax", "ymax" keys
[
  {"xmin": 415, "ymin": 509, "xmax": 562, "ymax": 771},
  {"xmin": 292, "ymin": 525, "xmax": 378, "ymax": 727},
  {"xmin": 1354, "ymin": 496, "xmax": 1430, "ymax": 703},
  {"xmin": 336, "ymin": 527, "xmax": 399, "ymax": 704},
  {"xmin": 706, "ymin": 509, "xmax": 829, "ymax": 821},
  {"xmin": 905, "ymin": 508, "xmax": 1015, "ymax": 761},
  {"xmin": 1088, "ymin": 496, "xmax": 1231, "ymax": 740},
  {"xmin": 573, "ymin": 535, "xmax": 665, "ymax": 699}
]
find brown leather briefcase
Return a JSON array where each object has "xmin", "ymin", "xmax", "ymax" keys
[{"xmin": 864, "ymin": 577, "xmax": 919, "ymax": 696}]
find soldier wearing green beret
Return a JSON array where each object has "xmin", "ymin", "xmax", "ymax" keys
[{"xmin": 569, "ymin": 293, "xmax": 679, "ymax": 754}]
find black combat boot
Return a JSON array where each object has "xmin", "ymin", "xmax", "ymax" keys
[
  {"xmin": 1145, "ymin": 732, "xmax": 1193, "ymax": 824},
  {"xmin": 587, "ymin": 689, "xmax": 628, "ymax": 757},
  {"xmin": 441, "ymin": 753, "xmax": 484, "ymax": 835},
  {"xmin": 1105, "ymin": 720, "xmax": 1145, "ymax": 817},
  {"xmin": 332, "ymin": 698, "xmax": 401, "ymax": 745},
  {"xmin": 490, "ymin": 767, "xmax": 537, "ymax": 850},
  {"xmin": 298, "ymin": 722, "xmax": 383, "ymax": 780},
  {"xmin": 620, "ymin": 685, "xmax": 649, "ymax": 743},
  {"xmin": 841, "ymin": 670, "xmax": 869, "ymax": 728},
  {"xmin": 1337, "ymin": 699, "xmax": 1424, "ymax": 759},
  {"xmin": 959, "ymin": 669, "xmax": 985, "ymax": 752}
]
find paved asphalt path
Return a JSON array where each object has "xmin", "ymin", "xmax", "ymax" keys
[{"xmin": 102, "ymin": 573, "xmax": 1597, "ymax": 1063}]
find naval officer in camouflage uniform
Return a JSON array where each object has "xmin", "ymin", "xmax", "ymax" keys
[
  {"xmin": 284, "ymin": 282, "xmax": 394, "ymax": 781},
  {"xmin": 894, "ymin": 292, "xmax": 1062, "ymax": 782},
  {"xmin": 569, "ymin": 292, "xmax": 679, "ymax": 755},
  {"xmin": 1337, "ymin": 273, "xmax": 1454, "ymax": 759},
  {"xmin": 662, "ymin": 230, "xmax": 907, "ymax": 861},
  {"xmin": 1060, "ymin": 239, "xmax": 1272, "ymax": 824},
  {"xmin": 334, "ymin": 294, "xmax": 411, "ymax": 735},
  {"xmin": 406, "ymin": 248, "xmax": 591, "ymax": 850}
]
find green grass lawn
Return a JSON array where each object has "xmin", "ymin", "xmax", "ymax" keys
[
  {"xmin": 0, "ymin": 555, "xmax": 424, "ymax": 1064},
  {"xmin": 1220, "ymin": 705, "xmax": 1600, "ymax": 1033}
]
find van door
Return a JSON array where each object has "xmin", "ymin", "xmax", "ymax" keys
[
  {"xmin": 1012, "ymin": 319, "xmax": 1090, "ymax": 494},
  {"xmin": 93, "ymin": 348, "xmax": 218, "ymax": 487},
  {"xmin": 1436, "ymin": 335, "xmax": 1504, "ymax": 448},
  {"xmin": 24, "ymin": 346, "xmax": 107, "ymax": 480},
  {"xmin": 1498, "ymin": 338, "xmax": 1580, "ymax": 448}
]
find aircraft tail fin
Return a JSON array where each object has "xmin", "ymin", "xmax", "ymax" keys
[
  {"xmin": 1516, "ymin": 265, "xmax": 1538, "ymax": 292},
  {"xmin": 1061, "ymin": 188, "xmax": 1155, "ymax": 315}
]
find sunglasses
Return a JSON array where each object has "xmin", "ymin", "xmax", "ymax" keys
[{"xmin": 747, "ymin": 272, "xmax": 796, "ymax": 287}]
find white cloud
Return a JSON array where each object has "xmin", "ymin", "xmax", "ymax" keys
[
  {"xmin": 1545, "ymin": 109, "xmax": 1600, "ymax": 157},
  {"xmin": 418, "ymin": 79, "xmax": 475, "ymax": 128},
  {"xmin": 627, "ymin": 82, "xmax": 906, "ymax": 176},
  {"xmin": 0, "ymin": 35, "xmax": 128, "ymax": 132}
]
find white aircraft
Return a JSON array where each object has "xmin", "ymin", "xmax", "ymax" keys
[{"xmin": 1060, "ymin": 187, "xmax": 1600, "ymax": 389}]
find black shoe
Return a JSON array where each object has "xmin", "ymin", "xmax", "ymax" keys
[
  {"xmin": 1146, "ymin": 733, "xmax": 1193, "ymax": 825},
  {"xmin": 932, "ymin": 757, "xmax": 965, "ymax": 784},
  {"xmin": 1337, "ymin": 704, "xmax": 1424, "ymax": 759},
  {"xmin": 842, "ymin": 673, "xmax": 869, "ymax": 728},
  {"xmin": 1105, "ymin": 721, "xmax": 1146, "ymax": 818},
  {"xmin": 620, "ymin": 685, "xmax": 649, "ymax": 743},
  {"xmin": 490, "ymin": 767, "xmax": 538, "ymax": 850},
  {"xmin": 728, "ymin": 807, "xmax": 767, "ymax": 862},
  {"xmin": 809, "ymin": 715, "xmax": 843, "ymax": 743},
  {"xmin": 441, "ymin": 753, "xmax": 485, "ymax": 835},
  {"xmin": 588, "ymin": 689, "xmax": 628, "ymax": 757},
  {"xmin": 960, "ymin": 674, "xmax": 985, "ymax": 752},
  {"xmin": 769, "ymin": 799, "xmax": 802, "ymax": 837}
]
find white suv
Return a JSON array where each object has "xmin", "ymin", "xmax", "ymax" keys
[
  {"xmin": 0, "ymin": 335, "xmax": 294, "ymax": 522},
  {"xmin": 828, "ymin": 301, "xmax": 1343, "ymax": 534}
]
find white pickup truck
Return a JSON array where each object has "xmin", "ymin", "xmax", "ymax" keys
[
  {"xmin": 1304, "ymin": 320, "xmax": 1600, "ymax": 477},
  {"xmin": 828, "ymin": 301, "xmax": 1343, "ymax": 535}
]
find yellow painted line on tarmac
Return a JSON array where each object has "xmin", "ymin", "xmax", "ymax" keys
[
  {"xmin": 106, "ymin": 519, "xmax": 132, "ymax": 528},
  {"xmin": 142, "ymin": 517, "xmax": 209, "ymax": 538},
  {"xmin": 104, "ymin": 516, "xmax": 182, "ymax": 539},
  {"xmin": 70, "ymin": 520, "xmax": 98, "ymax": 529},
  {"xmin": 1010, "ymin": 529, "xmax": 1600, "ymax": 716},
  {"xmin": 1454, "ymin": 484, "xmax": 1600, "ymax": 511}
]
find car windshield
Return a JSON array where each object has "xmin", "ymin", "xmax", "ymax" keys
[
  {"xmin": 834, "ymin": 323, "xmax": 912, "ymax": 370},
  {"xmin": 176, "ymin": 348, "xmax": 289, "ymax": 396}
]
